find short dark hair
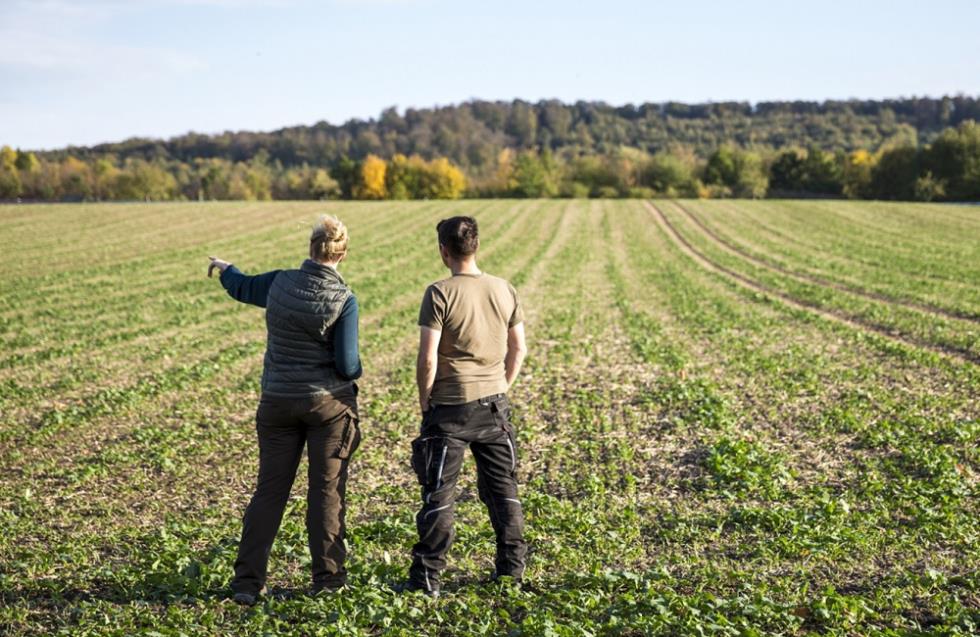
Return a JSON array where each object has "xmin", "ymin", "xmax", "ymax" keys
[{"xmin": 436, "ymin": 216, "xmax": 479, "ymax": 258}]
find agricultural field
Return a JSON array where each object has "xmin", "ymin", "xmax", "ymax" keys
[{"xmin": 0, "ymin": 199, "xmax": 978, "ymax": 636}]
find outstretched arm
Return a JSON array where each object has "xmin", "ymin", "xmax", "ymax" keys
[{"xmin": 208, "ymin": 256, "xmax": 280, "ymax": 308}]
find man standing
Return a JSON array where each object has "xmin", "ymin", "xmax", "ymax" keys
[{"xmin": 400, "ymin": 216, "xmax": 528, "ymax": 597}]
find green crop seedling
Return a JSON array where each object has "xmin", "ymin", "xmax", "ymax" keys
[{"xmin": 0, "ymin": 200, "xmax": 977, "ymax": 635}]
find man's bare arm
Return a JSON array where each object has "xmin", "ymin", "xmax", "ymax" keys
[
  {"xmin": 417, "ymin": 326, "xmax": 442, "ymax": 414},
  {"xmin": 504, "ymin": 322, "xmax": 527, "ymax": 388}
]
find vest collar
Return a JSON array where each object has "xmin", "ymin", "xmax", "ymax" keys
[{"xmin": 300, "ymin": 259, "xmax": 346, "ymax": 285}]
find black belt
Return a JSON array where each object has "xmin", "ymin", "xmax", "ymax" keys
[
  {"xmin": 477, "ymin": 393, "xmax": 507, "ymax": 406},
  {"xmin": 431, "ymin": 393, "xmax": 507, "ymax": 409}
]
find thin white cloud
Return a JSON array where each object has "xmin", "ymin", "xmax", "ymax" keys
[
  {"xmin": 3, "ymin": 0, "xmax": 130, "ymax": 20},
  {"xmin": 0, "ymin": 0, "xmax": 297, "ymax": 27},
  {"xmin": 0, "ymin": 31, "xmax": 205, "ymax": 75},
  {"xmin": 0, "ymin": 0, "xmax": 208, "ymax": 78}
]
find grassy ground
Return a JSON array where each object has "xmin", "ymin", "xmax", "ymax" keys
[{"xmin": 0, "ymin": 200, "xmax": 977, "ymax": 636}]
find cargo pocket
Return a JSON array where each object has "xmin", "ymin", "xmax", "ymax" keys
[
  {"xmin": 335, "ymin": 410, "xmax": 361, "ymax": 459},
  {"xmin": 410, "ymin": 437, "xmax": 426, "ymax": 486},
  {"xmin": 410, "ymin": 435, "xmax": 449, "ymax": 490},
  {"xmin": 411, "ymin": 437, "xmax": 438, "ymax": 487}
]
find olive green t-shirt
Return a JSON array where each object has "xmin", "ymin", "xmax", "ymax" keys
[{"xmin": 418, "ymin": 272, "xmax": 524, "ymax": 405}]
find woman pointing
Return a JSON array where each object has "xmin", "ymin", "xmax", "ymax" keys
[{"xmin": 208, "ymin": 214, "xmax": 362, "ymax": 605}]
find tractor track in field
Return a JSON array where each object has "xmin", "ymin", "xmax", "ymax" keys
[
  {"xmin": 645, "ymin": 201, "xmax": 980, "ymax": 368},
  {"xmin": 716, "ymin": 201, "xmax": 977, "ymax": 288},
  {"xmin": 670, "ymin": 200, "xmax": 980, "ymax": 325}
]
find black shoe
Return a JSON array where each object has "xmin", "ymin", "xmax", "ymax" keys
[
  {"xmin": 489, "ymin": 573, "xmax": 522, "ymax": 583},
  {"xmin": 311, "ymin": 582, "xmax": 346, "ymax": 596},
  {"xmin": 488, "ymin": 573, "xmax": 527, "ymax": 591},
  {"xmin": 393, "ymin": 579, "xmax": 440, "ymax": 598},
  {"xmin": 230, "ymin": 584, "xmax": 266, "ymax": 606},
  {"xmin": 232, "ymin": 591, "xmax": 259, "ymax": 606}
]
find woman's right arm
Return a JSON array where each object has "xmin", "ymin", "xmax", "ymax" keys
[{"xmin": 209, "ymin": 257, "xmax": 280, "ymax": 308}]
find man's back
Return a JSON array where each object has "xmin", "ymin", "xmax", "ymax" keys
[
  {"xmin": 419, "ymin": 272, "xmax": 523, "ymax": 405},
  {"xmin": 404, "ymin": 214, "xmax": 528, "ymax": 596}
]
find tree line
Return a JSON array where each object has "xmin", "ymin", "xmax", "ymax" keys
[{"xmin": 2, "ymin": 97, "xmax": 978, "ymax": 202}]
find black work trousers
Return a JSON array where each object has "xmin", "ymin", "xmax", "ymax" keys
[
  {"xmin": 409, "ymin": 393, "xmax": 527, "ymax": 588},
  {"xmin": 231, "ymin": 391, "xmax": 360, "ymax": 595}
]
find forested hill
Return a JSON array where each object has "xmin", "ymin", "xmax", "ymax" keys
[
  {"xmin": 6, "ymin": 95, "xmax": 978, "ymax": 203},
  {"xmin": 42, "ymin": 96, "xmax": 980, "ymax": 175}
]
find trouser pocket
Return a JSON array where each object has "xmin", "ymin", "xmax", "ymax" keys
[
  {"xmin": 411, "ymin": 437, "xmax": 436, "ymax": 487},
  {"xmin": 335, "ymin": 410, "xmax": 361, "ymax": 459},
  {"xmin": 487, "ymin": 396, "xmax": 511, "ymax": 431},
  {"xmin": 487, "ymin": 398, "xmax": 517, "ymax": 473},
  {"xmin": 411, "ymin": 436, "xmax": 449, "ymax": 489}
]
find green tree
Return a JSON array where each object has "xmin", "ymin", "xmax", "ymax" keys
[
  {"xmin": 14, "ymin": 150, "xmax": 40, "ymax": 174},
  {"xmin": 385, "ymin": 154, "xmax": 424, "ymax": 199},
  {"xmin": 801, "ymin": 148, "xmax": 843, "ymax": 195},
  {"xmin": 769, "ymin": 149, "xmax": 807, "ymax": 192},
  {"xmin": 870, "ymin": 146, "xmax": 919, "ymax": 200},
  {"xmin": 243, "ymin": 153, "xmax": 272, "ymax": 200},
  {"xmin": 309, "ymin": 168, "xmax": 340, "ymax": 200},
  {"xmin": 113, "ymin": 159, "xmax": 178, "ymax": 200},
  {"xmin": 641, "ymin": 152, "xmax": 698, "ymax": 197},
  {"xmin": 921, "ymin": 120, "xmax": 980, "ymax": 200},
  {"xmin": 705, "ymin": 146, "xmax": 768, "ymax": 198},
  {"xmin": 330, "ymin": 156, "xmax": 359, "ymax": 200},
  {"xmin": 505, "ymin": 101, "xmax": 538, "ymax": 148},
  {"xmin": 913, "ymin": 171, "xmax": 946, "ymax": 202},
  {"xmin": 704, "ymin": 146, "xmax": 739, "ymax": 191},
  {"xmin": 513, "ymin": 151, "xmax": 559, "ymax": 197},
  {"xmin": 567, "ymin": 155, "xmax": 620, "ymax": 197}
]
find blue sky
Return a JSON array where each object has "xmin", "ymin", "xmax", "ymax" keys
[{"xmin": 1, "ymin": 0, "xmax": 978, "ymax": 150}]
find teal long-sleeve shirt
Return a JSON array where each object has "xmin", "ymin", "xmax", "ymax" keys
[{"xmin": 219, "ymin": 265, "xmax": 362, "ymax": 380}]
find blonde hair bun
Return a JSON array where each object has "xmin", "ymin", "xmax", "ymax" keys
[{"xmin": 311, "ymin": 214, "xmax": 349, "ymax": 261}]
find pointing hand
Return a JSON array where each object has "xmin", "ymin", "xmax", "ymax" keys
[{"xmin": 208, "ymin": 256, "xmax": 232, "ymax": 278}]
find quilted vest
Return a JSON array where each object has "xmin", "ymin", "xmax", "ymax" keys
[{"xmin": 261, "ymin": 259, "xmax": 352, "ymax": 397}]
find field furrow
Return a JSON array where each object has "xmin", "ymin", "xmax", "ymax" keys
[
  {"xmin": 1, "ymin": 200, "xmax": 978, "ymax": 636},
  {"xmin": 673, "ymin": 200, "xmax": 980, "ymax": 324},
  {"xmin": 650, "ymin": 201, "xmax": 980, "ymax": 367},
  {"xmin": 696, "ymin": 200, "xmax": 980, "ymax": 311}
]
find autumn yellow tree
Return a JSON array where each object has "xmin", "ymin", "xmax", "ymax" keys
[
  {"xmin": 355, "ymin": 154, "xmax": 387, "ymax": 199},
  {"xmin": 494, "ymin": 148, "xmax": 517, "ymax": 193},
  {"xmin": 423, "ymin": 157, "xmax": 466, "ymax": 199},
  {"xmin": 90, "ymin": 157, "xmax": 118, "ymax": 200},
  {"xmin": 385, "ymin": 154, "xmax": 465, "ymax": 199},
  {"xmin": 0, "ymin": 146, "xmax": 20, "ymax": 198},
  {"xmin": 60, "ymin": 156, "xmax": 93, "ymax": 200},
  {"xmin": 842, "ymin": 149, "xmax": 876, "ymax": 199}
]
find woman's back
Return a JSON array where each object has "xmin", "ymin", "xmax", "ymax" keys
[{"xmin": 263, "ymin": 259, "xmax": 353, "ymax": 397}]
